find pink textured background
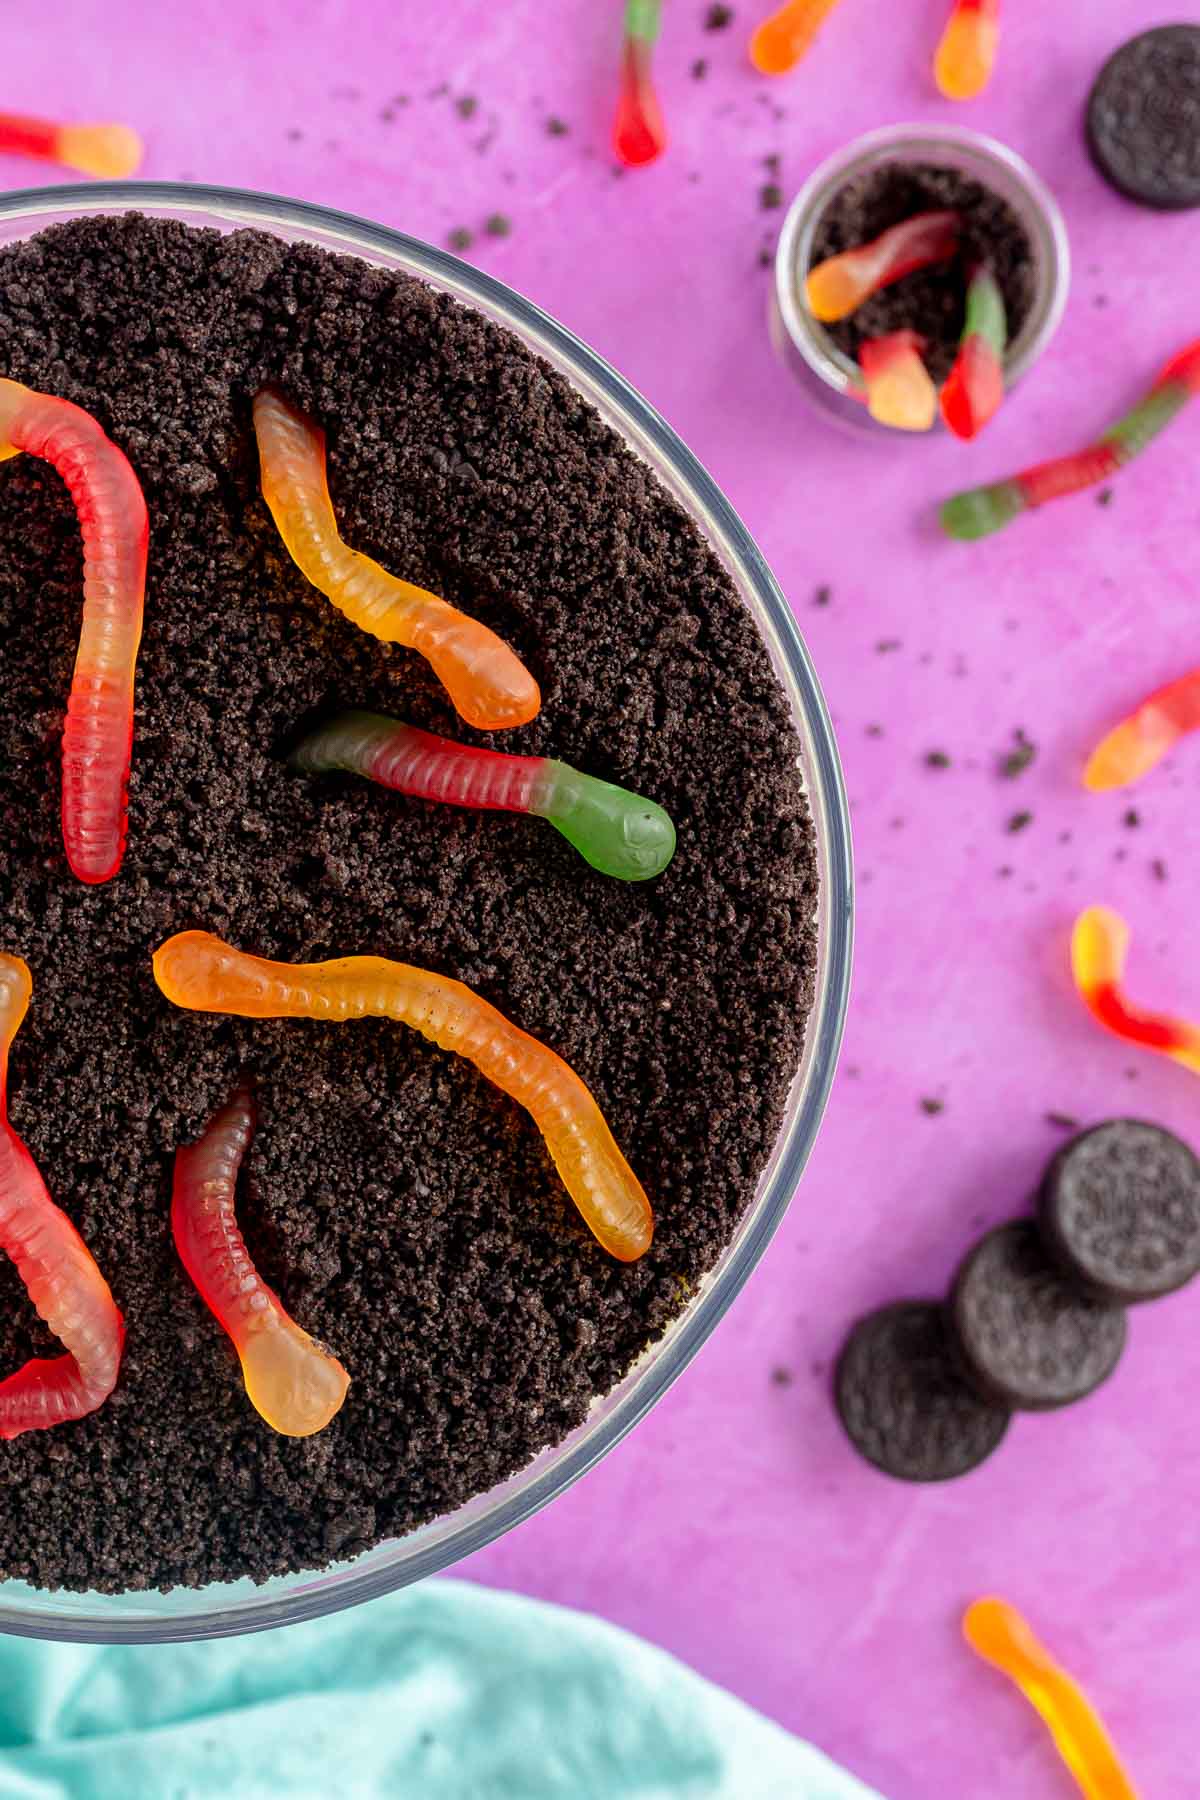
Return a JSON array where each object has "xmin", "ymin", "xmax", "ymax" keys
[{"xmin": 5, "ymin": 4, "xmax": 1199, "ymax": 1794}]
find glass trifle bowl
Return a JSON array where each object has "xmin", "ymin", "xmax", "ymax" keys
[{"xmin": 0, "ymin": 181, "xmax": 853, "ymax": 1642}]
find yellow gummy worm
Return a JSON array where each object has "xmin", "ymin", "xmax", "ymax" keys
[
  {"xmin": 253, "ymin": 386, "xmax": 541, "ymax": 731},
  {"xmin": 154, "ymin": 931, "xmax": 653, "ymax": 1263}
]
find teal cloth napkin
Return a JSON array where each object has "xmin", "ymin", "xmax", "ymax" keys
[{"xmin": 0, "ymin": 1578, "xmax": 882, "ymax": 1799}]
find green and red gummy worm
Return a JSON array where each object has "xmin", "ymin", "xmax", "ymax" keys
[
  {"xmin": 940, "ymin": 264, "xmax": 1006, "ymax": 441},
  {"xmin": 614, "ymin": 0, "xmax": 667, "ymax": 167},
  {"xmin": 291, "ymin": 710, "xmax": 677, "ymax": 881},
  {"xmin": 942, "ymin": 338, "xmax": 1200, "ymax": 538}
]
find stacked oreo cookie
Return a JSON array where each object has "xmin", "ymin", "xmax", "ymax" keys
[{"xmin": 836, "ymin": 1120, "xmax": 1200, "ymax": 1482}]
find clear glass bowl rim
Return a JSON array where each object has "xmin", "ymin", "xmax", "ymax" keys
[
  {"xmin": 773, "ymin": 122, "xmax": 1071, "ymax": 433},
  {"xmin": 0, "ymin": 180, "xmax": 853, "ymax": 1642}
]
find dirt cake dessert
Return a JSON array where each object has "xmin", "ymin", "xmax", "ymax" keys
[
  {"xmin": 0, "ymin": 214, "xmax": 817, "ymax": 1592},
  {"xmin": 810, "ymin": 161, "xmax": 1035, "ymax": 387}
]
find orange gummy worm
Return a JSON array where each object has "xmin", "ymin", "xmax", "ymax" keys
[
  {"xmin": 0, "ymin": 378, "xmax": 148, "ymax": 884},
  {"xmin": 750, "ymin": 0, "xmax": 845, "ymax": 75},
  {"xmin": 0, "ymin": 113, "xmax": 142, "ymax": 178},
  {"xmin": 173, "ymin": 1085, "xmax": 349, "ymax": 1438},
  {"xmin": 1071, "ymin": 906, "xmax": 1200, "ymax": 1076},
  {"xmin": 934, "ymin": 0, "xmax": 1000, "ymax": 102},
  {"xmin": 1084, "ymin": 666, "xmax": 1200, "ymax": 791},
  {"xmin": 805, "ymin": 211, "xmax": 960, "ymax": 324},
  {"xmin": 964, "ymin": 1599, "xmax": 1137, "ymax": 1799},
  {"xmin": 252, "ymin": 387, "xmax": 540, "ymax": 731},
  {"xmin": 154, "ymin": 933, "xmax": 654, "ymax": 1263},
  {"xmin": 0, "ymin": 956, "xmax": 124, "ymax": 1437}
]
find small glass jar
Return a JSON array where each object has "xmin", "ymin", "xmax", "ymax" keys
[{"xmin": 771, "ymin": 123, "xmax": 1071, "ymax": 437}]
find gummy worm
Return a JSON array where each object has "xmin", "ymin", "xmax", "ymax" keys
[
  {"xmin": 153, "ymin": 933, "xmax": 655, "ymax": 1264},
  {"xmin": 0, "ymin": 112, "xmax": 142, "ymax": 178},
  {"xmin": 941, "ymin": 339, "xmax": 1200, "ymax": 540},
  {"xmin": 253, "ymin": 387, "xmax": 541, "ymax": 732},
  {"xmin": 934, "ymin": 0, "xmax": 1000, "ymax": 102},
  {"xmin": 805, "ymin": 210, "xmax": 960, "ymax": 324},
  {"xmin": 750, "ymin": 0, "xmax": 846, "ymax": 75},
  {"xmin": 614, "ymin": 0, "xmax": 667, "ymax": 168},
  {"xmin": 940, "ymin": 264, "xmax": 1006, "ymax": 440},
  {"xmin": 1071, "ymin": 906, "xmax": 1200, "ymax": 1077},
  {"xmin": 858, "ymin": 332, "xmax": 937, "ymax": 432},
  {"xmin": 964, "ymin": 1599, "xmax": 1137, "ymax": 1800},
  {"xmin": 0, "ymin": 955, "xmax": 124, "ymax": 1438},
  {"xmin": 0, "ymin": 379, "xmax": 149, "ymax": 885},
  {"xmin": 173, "ymin": 1085, "xmax": 349, "ymax": 1438},
  {"xmin": 290, "ymin": 709, "xmax": 677, "ymax": 881},
  {"xmin": 1084, "ymin": 666, "xmax": 1200, "ymax": 791}
]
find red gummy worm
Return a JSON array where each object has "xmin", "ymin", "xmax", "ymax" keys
[
  {"xmin": 173, "ymin": 1085, "xmax": 350, "ymax": 1438},
  {"xmin": 0, "ymin": 955, "xmax": 124, "ymax": 1437},
  {"xmin": 0, "ymin": 380, "xmax": 148, "ymax": 884}
]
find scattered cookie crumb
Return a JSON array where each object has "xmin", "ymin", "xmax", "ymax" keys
[
  {"xmin": 1151, "ymin": 857, "xmax": 1169, "ymax": 882},
  {"xmin": 770, "ymin": 1366, "xmax": 794, "ymax": 1388},
  {"xmin": 865, "ymin": 723, "xmax": 884, "ymax": 738},
  {"xmin": 1122, "ymin": 808, "xmax": 1141, "ymax": 828},
  {"xmin": 920, "ymin": 1097, "xmax": 945, "ymax": 1116},
  {"xmin": 813, "ymin": 583, "xmax": 832, "ymax": 607},
  {"xmin": 876, "ymin": 638, "xmax": 902, "ymax": 654},
  {"xmin": 485, "ymin": 213, "xmax": 513, "ymax": 238},
  {"xmin": 998, "ymin": 728, "xmax": 1036, "ymax": 780},
  {"xmin": 1006, "ymin": 810, "xmax": 1033, "ymax": 834},
  {"xmin": 1045, "ymin": 1111, "xmax": 1080, "ymax": 1131},
  {"xmin": 691, "ymin": 57, "xmax": 709, "ymax": 79},
  {"xmin": 925, "ymin": 749, "xmax": 951, "ymax": 769},
  {"xmin": 1096, "ymin": 487, "xmax": 1114, "ymax": 507},
  {"xmin": 456, "ymin": 95, "xmax": 479, "ymax": 119},
  {"xmin": 759, "ymin": 182, "xmax": 784, "ymax": 211},
  {"xmin": 705, "ymin": 3, "xmax": 735, "ymax": 28},
  {"xmin": 447, "ymin": 226, "xmax": 474, "ymax": 252},
  {"xmin": 546, "ymin": 115, "xmax": 570, "ymax": 135}
]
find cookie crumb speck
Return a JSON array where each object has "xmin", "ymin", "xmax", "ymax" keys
[
  {"xmin": 925, "ymin": 749, "xmax": 951, "ymax": 769},
  {"xmin": 1152, "ymin": 857, "xmax": 1169, "ymax": 882},
  {"xmin": 1096, "ymin": 486, "xmax": 1114, "ymax": 506},
  {"xmin": 691, "ymin": 58, "xmax": 709, "ymax": 79},
  {"xmin": 760, "ymin": 183, "xmax": 783, "ymax": 211},
  {"xmin": 1046, "ymin": 1111, "xmax": 1080, "ymax": 1131},
  {"xmin": 485, "ymin": 213, "xmax": 513, "ymax": 238},
  {"xmin": 1006, "ymin": 810, "xmax": 1033, "ymax": 834},
  {"xmin": 546, "ymin": 115, "xmax": 569, "ymax": 136},
  {"xmin": 704, "ymin": 3, "xmax": 734, "ymax": 28},
  {"xmin": 447, "ymin": 227, "xmax": 474, "ymax": 252},
  {"xmin": 770, "ymin": 1366, "xmax": 794, "ymax": 1387},
  {"xmin": 998, "ymin": 729, "xmax": 1036, "ymax": 780},
  {"xmin": 456, "ymin": 95, "xmax": 479, "ymax": 119},
  {"xmin": 813, "ymin": 584, "xmax": 832, "ymax": 607},
  {"xmin": 1122, "ymin": 807, "xmax": 1141, "ymax": 828},
  {"xmin": 920, "ymin": 1097, "xmax": 945, "ymax": 1116}
]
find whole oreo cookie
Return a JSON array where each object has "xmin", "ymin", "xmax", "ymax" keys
[
  {"xmin": 835, "ymin": 1301, "xmax": 1011, "ymax": 1483},
  {"xmin": 951, "ymin": 1222, "xmax": 1127, "ymax": 1412},
  {"xmin": 1040, "ymin": 1119, "xmax": 1200, "ymax": 1304},
  {"xmin": 1087, "ymin": 26, "xmax": 1200, "ymax": 209}
]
